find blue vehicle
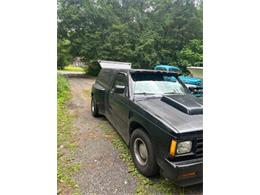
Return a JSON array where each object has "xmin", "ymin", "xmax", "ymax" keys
[
  {"xmin": 154, "ymin": 65, "xmax": 203, "ymax": 97},
  {"xmin": 154, "ymin": 65, "xmax": 182, "ymax": 73}
]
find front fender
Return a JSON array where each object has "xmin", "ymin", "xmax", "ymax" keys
[{"xmin": 128, "ymin": 105, "xmax": 176, "ymax": 165}]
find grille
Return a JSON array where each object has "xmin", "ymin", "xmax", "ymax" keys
[{"xmin": 196, "ymin": 138, "xmax": 203, "ymax": 158}]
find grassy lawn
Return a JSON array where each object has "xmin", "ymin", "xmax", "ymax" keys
[
  {"xmin": 63, "ymin": 65, "xmax": 85, "ymax": 72},
  {"xmin": 57, "ymin": 75, "xmax": 80, "ymax": 195}
]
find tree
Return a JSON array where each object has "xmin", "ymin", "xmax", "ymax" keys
[
  {"xmin": 177, "ymin": 39, "xmax": 203, "ymax": 67},
  {"xmin": 57, "ymin": 39, "xmax": 72, "ymax": 69},
  {"xmin": 57, "ymin": 0, "xmax": 203, "ymax": 74}
]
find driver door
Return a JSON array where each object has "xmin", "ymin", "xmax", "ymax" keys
[{"xmin": 108, "ymin": 72, "xmax": 129, "ymax": 140}]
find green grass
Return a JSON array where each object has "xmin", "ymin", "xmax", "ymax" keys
[
  {"xmin": 98, "ymin": 120, "xmax": 187, "ymax": 195},
  {"xmin": 57, "ymin": 75, "xmax": 81, "ymax": 195},
  {"xmin": 63, "ymin": 65, "xmax": 85, "ymax": 72}
]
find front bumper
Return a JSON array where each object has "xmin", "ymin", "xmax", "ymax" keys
[{"xmin": 160, "ymin": 158, "xmax": 202, "ymax": 186}]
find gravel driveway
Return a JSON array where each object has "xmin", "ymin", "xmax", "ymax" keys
[
  {"xmin": 63, "ymin": 73, "xmax": 202, "ymax": 195},
  {"xmin": 66, "ymin": 74, "xmax": 137, "ymax": 194}
]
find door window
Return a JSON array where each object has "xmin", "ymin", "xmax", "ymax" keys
[{"xmin": 112, "ymin": 73, "xmax": 128, "ymax": 96}]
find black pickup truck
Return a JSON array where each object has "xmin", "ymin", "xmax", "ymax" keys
[{"xmin": 91, "ymin": 63, "xmax": 203, "ymax": 186}]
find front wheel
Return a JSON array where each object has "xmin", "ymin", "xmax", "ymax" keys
[
  {"xmin": 130, "ymin": 128, "xmax": 158, "ymax": 177},
  {"xmin": 91, "ymin": 96, "xmax": 99, "ymax": 117}
]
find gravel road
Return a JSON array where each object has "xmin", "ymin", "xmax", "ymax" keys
[{"xmin": 64, "ymin": 73, "xmax": 202, "ymax": 195}]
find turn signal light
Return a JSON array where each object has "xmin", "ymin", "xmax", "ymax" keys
[
  {"xmin": 169, "ymin": 140, "xmax": 177, "ymax": 156},
  {"xmin": 179, "ymin": 172, "xmax": 196, "ymax": 178}
]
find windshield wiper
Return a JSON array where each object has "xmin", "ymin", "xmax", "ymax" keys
[
  {"xmin": 163, "ymin": 92, "xmax": 184, "ymax": 95},
  {"xmin": 134, "ymin": 92, "xmax": 157, "ymax": 95}
]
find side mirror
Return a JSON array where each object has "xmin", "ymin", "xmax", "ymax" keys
[
  {"xmin": 114, "ymin": 85, "xmax": 125, "ymax": 94},
  {"xmin": 188, "ymin": 86, "xmax": 203, "ymax": 95},
  {"xmin": 188, "ymin": 86, "xmax": 196, "ymax": 93}
]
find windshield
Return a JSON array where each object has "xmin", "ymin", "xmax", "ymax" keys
[
  {"xmin": 131, "ymin": 72, "xmax": 187, "ymax": 95},
  {"xmin": 169, "ymin": 67, "xmax": 179, "ymax": 72}
]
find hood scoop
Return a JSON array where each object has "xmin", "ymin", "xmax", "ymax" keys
[{"xmin": 161, "ymin": 95, "xmax": 203, "ymax": 115}]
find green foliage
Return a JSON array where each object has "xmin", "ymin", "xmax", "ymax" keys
[
  {"xmin": 57, "ymin": 75, "xmax": 70, "ymax": 102},
  {"xmin": 58, "ymin": 0, "xmax": 203, "ymax": 72},
  {"xmin": 57, "ymin": 75, "xmax": 80, "ymax": 194},
  {"xmin": 86, "ymin": 62, "xmax": 101, "ymax": 76},
  {"xmin": 57, "ymin": 39, "xmax": 73, "ymax": 69},
  {"xmin": 177, "ymin": 39, "xmax": 203, "ymax": 67}
]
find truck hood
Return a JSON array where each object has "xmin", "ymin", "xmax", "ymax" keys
[{"xmin": 135, "ymin": 95, "xmax": 203, "ymax": 133}]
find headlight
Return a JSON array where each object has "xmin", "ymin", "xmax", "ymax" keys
[{"xmin": 177, "ymin": 141, "xmax": 192, "ymax": 154}]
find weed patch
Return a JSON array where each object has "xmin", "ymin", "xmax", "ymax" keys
[{"xmin": 57, "ymin": 75, "xmax": 81, "ymax": 195}]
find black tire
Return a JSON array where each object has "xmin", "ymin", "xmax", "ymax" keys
[
  {"xmin": 91, "ymin": 96, "xmax": 99, "ymax": 117},
  {"xmin": 130, "ymin": 128, "xmax": 158, "ymax": 177}
]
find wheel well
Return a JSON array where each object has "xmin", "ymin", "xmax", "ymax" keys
[
  {"xmin": 129, "ymin": 121, "xmax": 149, "ymax": 138},
  {"xmin": 129, "ymin": 122, "xmax": 156, "ymax": 158}
]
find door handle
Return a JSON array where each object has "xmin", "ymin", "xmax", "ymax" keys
[{"xmin": 110, "ymin": 89, "xmax": 114, "ymax": 94}]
